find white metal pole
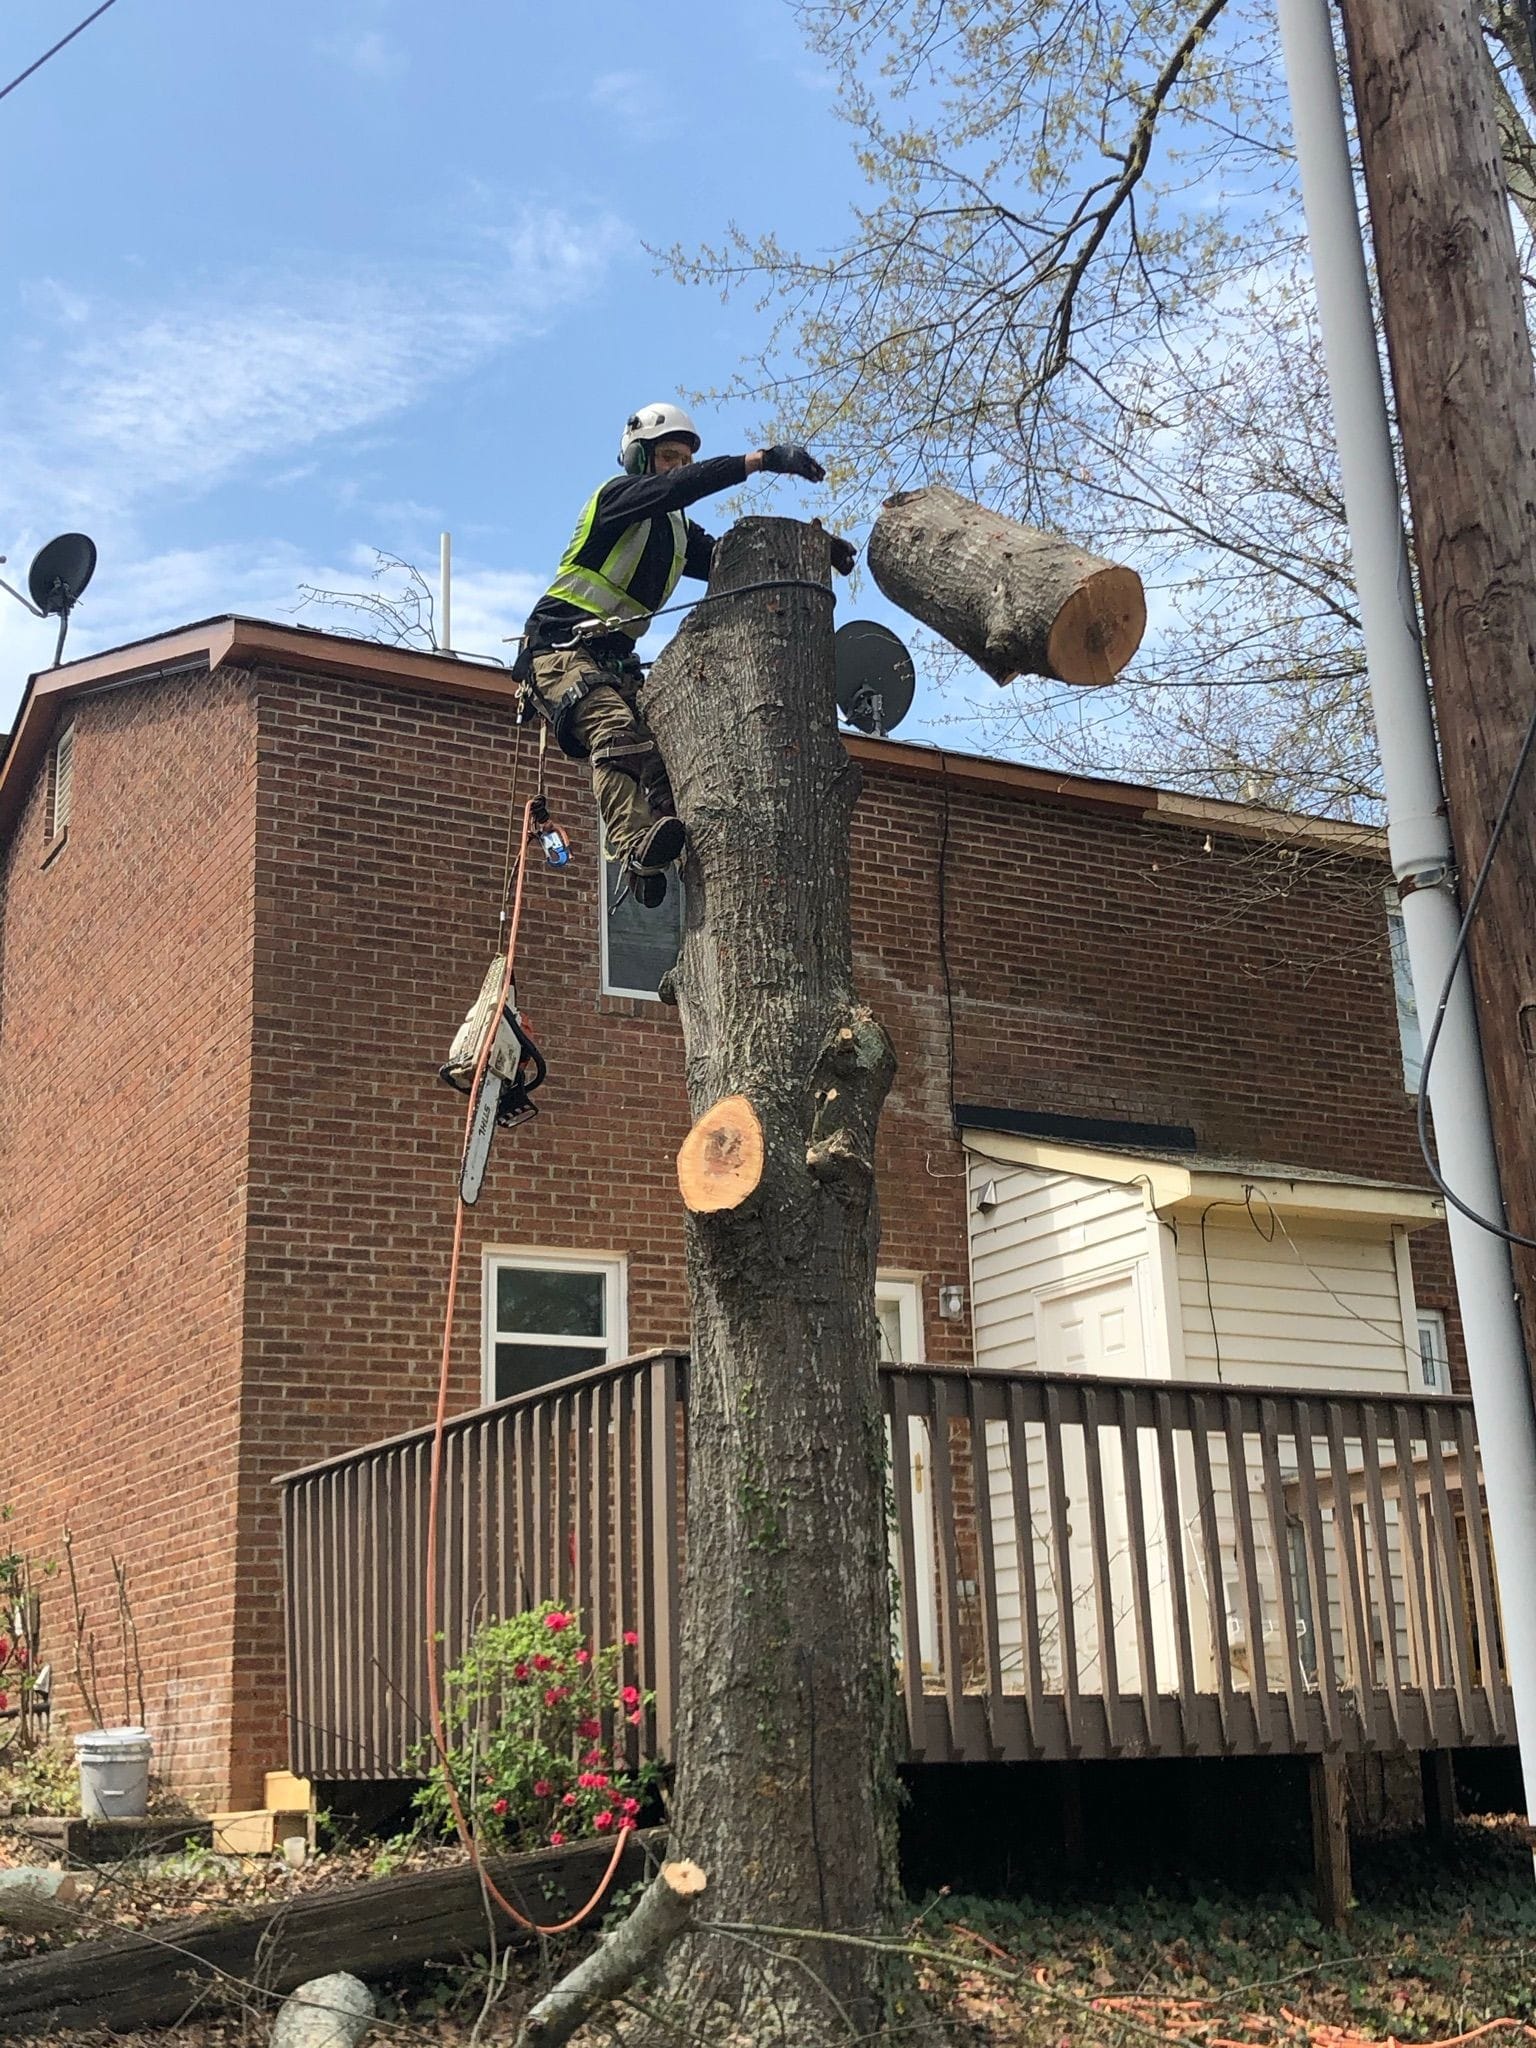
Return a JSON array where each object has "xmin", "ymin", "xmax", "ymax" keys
[
  {"xmin": 1278, "ymin": 0, "xmax": 1536, "ymax": 1815},
  {"xmin": 439, "ymin": 531, "xmax": 452, "ymax": 654}
]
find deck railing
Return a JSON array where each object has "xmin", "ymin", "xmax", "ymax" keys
[{"xmin": 278, "ymin": 1358, "xmax": 1511, "ymax": 1779}]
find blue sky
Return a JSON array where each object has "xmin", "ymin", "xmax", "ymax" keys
[{"xmin": 0, "ymin": 0, "xmax": 968, "ymax": 741}]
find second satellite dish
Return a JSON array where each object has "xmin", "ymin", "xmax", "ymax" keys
[{"xmin": 834, "ymin": 620, "xmax": 916, "ymax": 738}]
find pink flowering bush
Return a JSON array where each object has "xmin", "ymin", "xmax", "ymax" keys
[{"xmin": 416, "ymin": 1601, "xmax": 656, "ymax": 1851}]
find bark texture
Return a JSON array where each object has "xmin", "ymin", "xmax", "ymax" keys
[
  {"xmin": 1340, "ymin": 0, "xmax": 1536, "ymax": 1366},
  {"xmin": 642, "ymin": 518, "xmax": 911, "ymax": 2042},
  {"xmin": 515, "ymin": 1861, "xmax": 706, "ymax": 2047},
  {"xmin": 0, "ymin": 1869, "xmax": 78, "ymax": 1935},
  {"xmin": 867, "ymin": 484, "xmax": 1146, "ymax": 685}
]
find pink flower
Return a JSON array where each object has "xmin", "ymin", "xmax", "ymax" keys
[
  {"xmin": 626, "ymin": 1709, "xmax": 643, "ymax": 1727},
  {"xmin": 491, "ymin": 1797, "xmax": 508, "ymax": 1816},
  {"xmin": 620, "ymin": 1685, "xmax": 640, "ymax": 1708},
  {"xmin": 0, "ymin": 1635, "xmax": 10, "ymax": 1664},
  {"xmin": 532, "ymin": 1653, "xmax": 554, "ymax": 1673},
  {"xmin": 0, "ymin": 1693, "xmax": 8, "ymax": 1713},
  {"xmin": 578, "ymin": 1770, "xmax": 610, "ymax": 1789},
  {"xmin": 549, "ymin": 1829, "xmax": 565, "ymax": 1847},
  {"xmin": 620, "ymin": 1796, "xmax": 640, "ymax": 1817},
  {"xmin": 544, "ymin": 1611, "xmax": 572, "ymax": 1632},
  {"xmin": 562, "ymin": 1792, "xmax": 578, "ymax": 1808},
  {"xmin": 532, "ymin": 1779, "xmax": 552, "ymax": 1799},
  {"xmin": 544, "ymin": 1686, "xmax": 569, "ymax": 1707},
  {"xmin": 593, "ymin": 1810, "xmax": 614, "ymax": 1831},
  {"xmin": 584, "ymin": 1746, "xmax": 603, "ymax": 1764},
  {"xmin": 622, "ymin": 1630, "xmax": 639, "ymax": 1647},
  {"xmin": 512, "ymin": 1662, "xmax": 530, "ymax": 1681},
  {"xmin": 577, "ymin": 1717, "xmax": 601, "ymax": 1740},
  {"xmin": 618, "ymin": 1815, "xmax": 637, "ymax": 1831},
  {"xmin": 574, "ymin": 1648, "xmax": 590, "ymax": 1666}
]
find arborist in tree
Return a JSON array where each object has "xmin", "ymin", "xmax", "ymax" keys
[{"xmin": 516, "ymin": 402, "xmax": 856, "ymax": 907}]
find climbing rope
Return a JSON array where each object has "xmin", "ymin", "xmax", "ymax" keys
[{"xmin": 424, "ymin": 776, "xmax": 629, "ymax": 1936}]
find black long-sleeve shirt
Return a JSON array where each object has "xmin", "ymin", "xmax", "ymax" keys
[{"xmin": 521, "ymin": 454, "xmax": 750, "ymax": 660}]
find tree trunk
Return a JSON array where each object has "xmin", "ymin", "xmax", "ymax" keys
[
  {"xmin": 1338, "ymin": 0, "xmax": 1536, "ymax": 1372},
  {"xmin": 867, "ymin": 484, "xmax": 1146, "ymax": 685},
  {"xmin": 642, "ymin": 518, "xmax": 916, "ymax": 2043}
]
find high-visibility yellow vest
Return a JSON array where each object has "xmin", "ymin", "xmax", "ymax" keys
[{"xmin": 545, "ymin": 484, "xmax": 688, "ymax": 636}]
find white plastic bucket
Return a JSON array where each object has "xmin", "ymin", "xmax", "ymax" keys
[{"xmin": 75, "ymin": 1726, "xmax": 152, "ymax": 1820}]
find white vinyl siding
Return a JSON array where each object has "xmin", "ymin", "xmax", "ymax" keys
[
  {"xmin": 1176, "ymin": 1220, "xmax": 1410, "ymax": 1391},
  {"xmin": 969, "ymin": 1165, "xmax": 1155, "ymax": 1374}
]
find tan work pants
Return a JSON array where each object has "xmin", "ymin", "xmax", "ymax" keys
[{"xmin": 527, "ymin": 646, "xmax": 674, "ymax": 863}]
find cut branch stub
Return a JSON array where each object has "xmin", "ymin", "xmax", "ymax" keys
[
  {"xmin": 676, "ymin": 1095, "xmax": 764, "ymax": 1212},
  {"xmin": 867, "ymin": 483, "xmax": 1146, "ymax": 686}
]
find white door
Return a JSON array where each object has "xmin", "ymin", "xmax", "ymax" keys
[{"xmin": 1039, "ymin": 1271, "xmax": 1146, "ymax": 1376}]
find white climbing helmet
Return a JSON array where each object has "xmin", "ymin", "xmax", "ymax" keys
[{"xmin": 618, "ymin": 402, "xmax": 701, "ymax": 474}]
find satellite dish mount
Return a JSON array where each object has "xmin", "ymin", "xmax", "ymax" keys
[{"xmin": 0, "ymin": 532, "xmax": 98, "ymax": 667}]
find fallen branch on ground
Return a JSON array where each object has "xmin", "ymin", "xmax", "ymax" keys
[
  {"xmin": 0, "ymin": 1870, "xmax": 81, "ymax": 1935},
  {"xmin": 516, "ymin": 1859, "xmax": 706, "ymax": 2048}
]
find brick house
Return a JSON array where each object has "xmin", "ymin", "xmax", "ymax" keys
[{"xmin": 0, "ymin": 615, "xmax": 1498, "ymax": 1815}]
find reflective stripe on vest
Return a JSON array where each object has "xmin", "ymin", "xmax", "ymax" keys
[{"xmin": 546, "ymin": 485, "xmax": 688, "ymax": 637}]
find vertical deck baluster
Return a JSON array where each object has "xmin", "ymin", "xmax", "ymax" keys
[
  {"xmin": 650, "ymin": 1357, "xmax": 683, "ymax": 1760},
  {"xmin": 1115, "ymin": 1385, "xmax": 1166, "ymax": 1753},
  {"xmin": 1291, "ymin": 1401, "xmax": 1343, "ymax": 1751},
  {"xmin": 1042, "ymin": 1382, "xmax": 1083, "ymax": 1756},
  {"xmin": 1321, "ymin": 1401, "xmax": 1376, "ymax": 1736},
  {"xmin": 1422, "ymin": 1404, "xmax": 1475, "ymax": 1741},
  {"xmin": 1224, "ymin": 1396, "xmax": 1274, "ymax": 1751},
  {"xmin": 1355, "ymin": 1399, "xmax": 1406, "ymax": 1745},
  {"xmin": 1003, "ymin": 1378, "xmax": 1045, "ymax": 1754},
  {"xmin": 1153, "ymin": 1390, "xmax": 1198, "ymax": 1754},
  {"xmin": 1390, "ymin": 1402, "xmax": 1438, "ymax": 1726},
  {"xmin": 964, "ymin": 1377, "xmax": 1009, "ymax": 1756},
  {"xmin": 886, "ymin": 1372, "xmax": 928, "ymax": 1758},
  {"xmin": 1188, "ymin": 1394, "xmax": 1236, "ymax": 1752},
  {"xmin": 926, "ymin": 1376, "xmax": 967, "ymax": 1759},
  {"xmin": 1453, "ymin": 1404, "xmax": 1507, "ymax": 1738},
  {"xmin": 1258, "ymin": 1398, "xmax": 1307, "ymax": 1750},
  {"xmin": 1080, "ymin": 1385, "xmax": 1123, "ymax": 1750}
]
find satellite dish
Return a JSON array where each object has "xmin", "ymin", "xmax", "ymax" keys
[
  {"xmin": 28, "ymin": 533, "xmax": 96, "ymax": 618},
  {"xmin": 0, "ymin": 532, "xmax": 98, "ymax": 666},
  {"xmin": 834, "ymin": 619, "xmax": 916, "ymax": 738}
]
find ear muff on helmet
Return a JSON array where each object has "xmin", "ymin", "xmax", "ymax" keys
[{"xmin": 623, "ymin": 423, "xmax": 650, "ymax": 477}]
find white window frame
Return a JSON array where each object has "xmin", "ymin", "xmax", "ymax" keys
[
  {"xmin": 481, "ymin": 1246, "xmax": 628, "ymax": 1404},
  {"xmin": 875, "ymin": 1274, "xmax": 926, "ymax": 1364},
  {"xmin": 598, "ymin": 826, "xmax": 684, "ymax": 1002},
  {"xmin": 1415, "ymin": 1306, "xmax": 1450, "ymax": 1393}
]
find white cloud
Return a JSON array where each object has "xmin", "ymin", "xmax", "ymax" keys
[
  {"xmin": 587, "ymin": 70, "xmax": 673, "ymax": 137},
  {"xmin": 0, "ymin": 204, "xmax": 629, "ymax": 538},
  {"xmin": 320, "ymin": 27, "xmax": 405, "ymax": 79}
]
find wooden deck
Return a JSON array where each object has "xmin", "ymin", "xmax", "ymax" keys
[{"xmin": 277, "ymin": 1352, "xmax": 1512, "ymax": 1781}]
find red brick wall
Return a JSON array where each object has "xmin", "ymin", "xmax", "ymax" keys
[
  {"xmin": 2, "ymin": 646, "xmax": 1445, "ymax": 1803},
  {"xmin": 0, "ymin": 667, "xmax": 259, "ymax": 1803}
]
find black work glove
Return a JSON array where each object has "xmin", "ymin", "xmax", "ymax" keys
[
  {"xmin": 761, "ymin": 443, "xmax": 826, "ymax": 483},
  {"xmin": 828, "ymin": 534, "xmax": 857, "ymax": 576}
]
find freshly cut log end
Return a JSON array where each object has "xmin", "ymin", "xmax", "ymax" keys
[
  {"xmin": 868, "ymin": 483, "xmax": 1146, "ymax": 687},
  {"xmin": 677, "ymin": 1095, "xmax": 764, "ymax": 1212},
  {"xmin": 1045, "ymin": 563, "xmax": 1147, "ymax": 686},
  {"xmin": 659, "ymin": 1858, "xmax": 707, "ymax": 1899}
]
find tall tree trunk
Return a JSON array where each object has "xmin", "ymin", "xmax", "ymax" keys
[{"xmin": 642, "ymin": 518, "xmax": 915, "ymax": 2042}]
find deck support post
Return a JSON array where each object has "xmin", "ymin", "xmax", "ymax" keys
[
  {"xmin": 1421, "ymin": 1750, "xmax": 1458, "ymax": 1843},
  {"xmin": 1309, "ymin": 1753, "xmax": 1352, "ymax": 1928}
]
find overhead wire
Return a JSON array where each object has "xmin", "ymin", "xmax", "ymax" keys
[
  {"xmin": 1414, "ymin": 694, "xmax": 1536, "ymax": 1251},
  {"xmin": 0, "ymin": 0, "xmax": 119, "ymax": 104}
]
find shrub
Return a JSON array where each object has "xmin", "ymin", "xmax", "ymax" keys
[{"xmin": 416, "ymin": 1603, "xmax": 656, "ymax": 1852}]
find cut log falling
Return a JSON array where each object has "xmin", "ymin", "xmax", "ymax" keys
[
  {"xmin": 514, "ymin": 1860, "xmax": 706, "ymax": 2048},
  {"xmin": 867, "ymin": 483, "xmax": 1146, "ymax": 686},
  {"xmin": 0, "ymin": 1869, "xmax": 79, "ymax": 1936},
  {"xmin": 676, "ymin": 1094, "xmax": 764, "ymax": 1213},
  {"xmin": 270, "ymin": 1973, "xmax": 375, "ymax": 2048}
]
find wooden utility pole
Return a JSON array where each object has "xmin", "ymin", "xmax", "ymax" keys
[
  {"xmin": 643, "ymin": 516, "xmax": 916, "ymax": 2044},
  {"xmin": 1337, "ymin": 0, "xmax": 1536, "ymax": 1367}
]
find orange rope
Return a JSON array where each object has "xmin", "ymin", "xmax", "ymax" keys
[{"xmin": 423, "ymin": 797, "xmax": 629, "ymax": 1937}]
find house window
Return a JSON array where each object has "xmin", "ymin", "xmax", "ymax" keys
[
  {"xmin": 45, "ymin": 722, "xmax": 74, "ymax": 842},
  {"xmin": 483, "ymin": 1250, "xmax": 627, "ymax": 1403},
  {"xmin": 1415, "ymin": 1307, "xmax": 1449, "ymax": 1392},
  {"xmin": 600, "ymin": 839, "xmax": 683, "ymax": 1000},
  {"xmin": 876, "ymin": 1276, "xmax": 926, "ymax": 1364},
  {"xmin": 1385, "ymin": 894, "xmax": 1423, "ymax": 1093}
]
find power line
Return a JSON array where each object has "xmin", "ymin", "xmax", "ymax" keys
[{"xmin": 0, "ymin": 0, "xmax": 119, "ymax": 107}]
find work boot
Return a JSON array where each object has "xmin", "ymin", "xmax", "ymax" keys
[
  {"xmin": 632, "ymin": 871, "xmax": 668, "ymax": 910},
  {"xmin": 629, "ymin": 816, "xmax": 686, "ymax": 875}
]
